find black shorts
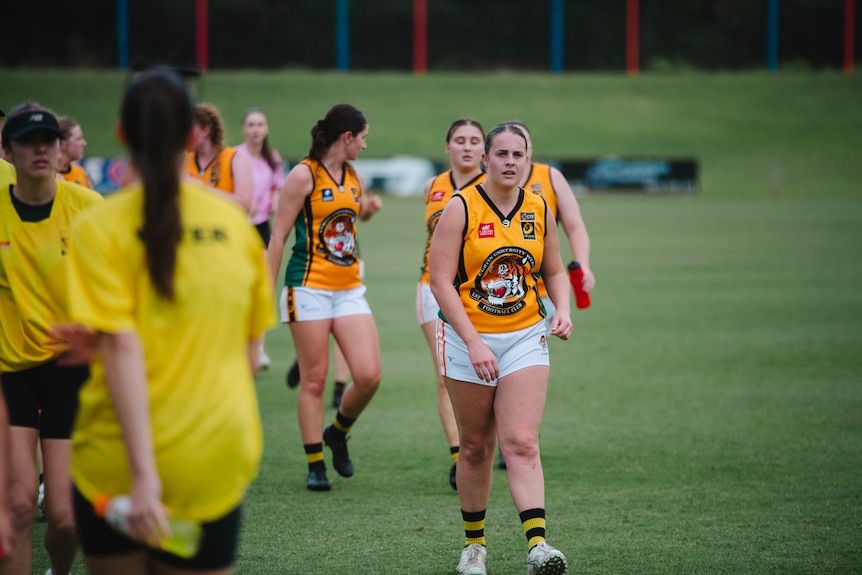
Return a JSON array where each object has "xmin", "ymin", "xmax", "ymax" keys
[
  {"xmin": 255, "ymin": 220, "xmax": 272, "ymax": 246},
  {"xmin": 73, "ymin": 486, "xmax": 242, "ymax": 570},
  {"xmin": 1, "ymin": 361, "xmax": 88, "ymax": 438}
]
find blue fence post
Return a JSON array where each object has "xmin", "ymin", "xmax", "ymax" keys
[
  {"xmin": 767, "ymin": 0, "xmax": 779, "ymax": 72},
  {"xmin": 117, "ymin": 0, "xmax": 128, "ymax": 70},
  {"xmin": 550, "ymin": 0, "xmax": 564, "ymax": 73},
  {"xmin": 336, "ymin": 0, "xmax": 350, "ymax": 71}
]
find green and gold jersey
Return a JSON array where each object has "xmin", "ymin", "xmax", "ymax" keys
[{"xmin": 284, "ymin": 158, "xmax": 364, "ymax": 290}]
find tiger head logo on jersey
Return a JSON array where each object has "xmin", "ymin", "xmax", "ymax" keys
[
  {"xmin": 470, "ymin": 247, "xmax": 536, "ymax": 316},
  {"xmin": 482, "ymin": 254, "xmax": 527, "ymax": 305},
  {"xmin": 318, "ymin": 208, "xmax": 357, "ymax": 266}
]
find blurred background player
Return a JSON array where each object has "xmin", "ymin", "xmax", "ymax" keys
[
  {"xmin": 235, "ymin": 107, "xmax": 285, "ymax": 371},
  {"xmin": 0, "ymin": 380, "xmax": 14, "ymax": 560},
  {"xmin": 417, "ymin": 118, "xmax": 485, "ymax": 490},
  {"xmin": 56, "ymin": 117, "xmax": 94, "ymax": 188},
  {"xmin": 0, "ymin": 103, "xmax": 103, "ymax": 575},
  {"xmin": 0, "ymin": 108, "xmax": 8, "ymax": 161},
  {"xmin": 185, "ymin": 103, "xmax": 253, "ymax": 213},
  {"xmin": 65, "ymin": 68, "xmax": 273, "ymax": 575}
]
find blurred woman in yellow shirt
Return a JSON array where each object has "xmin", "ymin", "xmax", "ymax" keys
[
  {"xmin": 1, "ymin": 103, "xmax": 103, "ymax": 575},
  {"xmin": 66, "ymin": 69, "xmax": 274, "ymax": 575}
]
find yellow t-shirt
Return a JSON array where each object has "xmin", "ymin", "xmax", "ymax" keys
[
  {"xmin": 0, "ymin": 158, "xmax": 15, "ymax": 183},
  {"xmin": 67, "ymin": 180, "xmax": 274, "ymax": 522},
  {"xmin": 0, "ymin": 179, "xmax": 103, "ymax": 371}
]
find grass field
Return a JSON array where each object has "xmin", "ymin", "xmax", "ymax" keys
[
  {"xmin": 7, "ymin": 69, "xmax": 860, "ymax": 573},
  {"xmin": 1, "ymin": 69, "xmax": 861, "ymax": 199},
  {"xmin": 28, "ymin": 195, "xmax": 862, "ymax": 574}
]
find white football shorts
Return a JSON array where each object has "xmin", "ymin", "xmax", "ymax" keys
[
  {"xmin": 280, "ymin": 285, "xmax": 371, "ymax": 323},
  {"xmin": 416, "ymin": 282, "xmax": 440, "ymax": 326},
  {"xmin": 436, "ymin": 319, "xmax": 549, "ymax": 387}
]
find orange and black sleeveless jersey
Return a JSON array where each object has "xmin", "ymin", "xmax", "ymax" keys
[
  {"xmin": 419, "ymin": 170, "xmax": 485, "ymax": 284},
  {"xmin": 58, "ymin": 164, "xmax": 91, "ymax": 188},
  {"xmin": 445, "ymin": 184, "xmax": 548, "ymax": 333},
  {"xmin": 523, "ymin": 162, "xmax": 559, "ymax": 299},
  {"xmin": 184, "ymin": 147, "xmax": 237, "ymax": 194},
  {"xmin": 523, "ymin": 162, "xmax": 557, "ymax": 218},
  {"xmin": 283, "ymin": 158, "xmax": 363, "ymax": 290}
]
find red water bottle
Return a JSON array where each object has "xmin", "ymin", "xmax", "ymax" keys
[{"xmin": 567, "ymin": 261, "xmax": 591, "ymax": 309}]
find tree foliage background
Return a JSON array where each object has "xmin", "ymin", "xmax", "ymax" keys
[{"xmin": 1, "ymin": 0, "xmax": 857, "ymax": 71}]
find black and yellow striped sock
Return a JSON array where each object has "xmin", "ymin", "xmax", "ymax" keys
[
  {"xmin": 332, "ymin": 411, "xmax": 356, "ymax": 435},
  {"xmin": 450, "ymin": 446, "xmax": 460, "ymax": 465},
  {"xmin": 520, "ymin": 508, "xmax": 546, "ymax": 551},
  {"xmin": 304, "ymin": 443, "xmax": 324, "ymax": 470},
  {"xmin": 462, "ymin": 509, "xmax": 486, "ymax": 547}
]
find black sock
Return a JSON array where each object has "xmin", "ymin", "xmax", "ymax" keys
[
  {"xmin": 333, "ymin": 411, "xmax": 356, "ymax": 434},
  {"xmin": 304, "ymin": 443, "xmax": 324, "ymax": 470}
]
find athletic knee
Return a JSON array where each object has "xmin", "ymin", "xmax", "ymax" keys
[
  {"xmin": 351, "ymin": 368, "xmax": 381, "ymax": 394},
  {"xmin": 500, "ymin": 434, "xmax": 539, "ymax": 461},
  {"xmin": 458, "ymin": 434, "xmax": 496, "ymax": 463},
  {"xmin": 9, "ymin": 495, "xmax": 36, "ymax": 530},
  {"xmin": 298, "ymin": 366, "xmax": 329, "ymax": 396},
  {"xmin": 45, "ymin": 507, "xmax": 77, "ymax": 535},
  {"xmin": 299, "ymin": 379, "xmax": 326, "ymax": 398}
]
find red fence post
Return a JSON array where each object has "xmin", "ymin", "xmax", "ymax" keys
[
  {"xmin": 414, "ymin": 0, "xmax": 428, "ymax": 74},
  {"xmin": 626, "ymin": 0, "xmax": 639, "ymax": 75}
]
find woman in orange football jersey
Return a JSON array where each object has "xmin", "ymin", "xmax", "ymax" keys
[
  {"xmin": 430, "ymin": 123, "xmax": 572, "ymax": 575},
  {"xmin": 417, "ymin": 118, "xmax": 485, "ymax": 490},
  {"xmin": 266, "ymin": 104, "xmax": 382, "ymax": 492}
]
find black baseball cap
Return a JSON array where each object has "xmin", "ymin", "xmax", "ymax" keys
[{"xmin": 1, "ymin": 109, "xmax": 62, "ymax": 143}]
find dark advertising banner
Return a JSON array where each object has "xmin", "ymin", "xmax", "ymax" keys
[{"xmin": 557, "ymin": 157, "xmax": 698, "ymax": 194}]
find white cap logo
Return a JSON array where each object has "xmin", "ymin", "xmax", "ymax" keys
[{"xmin": 29, "ymin": 113, "xmax": 43, "ymax": 122}]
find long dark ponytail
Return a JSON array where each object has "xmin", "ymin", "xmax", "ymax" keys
[
  {"xmin": 121, "ymin": 69, "xmax": 194, "ymax": 300},
  {"xmin": 308, "ymin": 104, "xmax": 366, "ymax": 163}
]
